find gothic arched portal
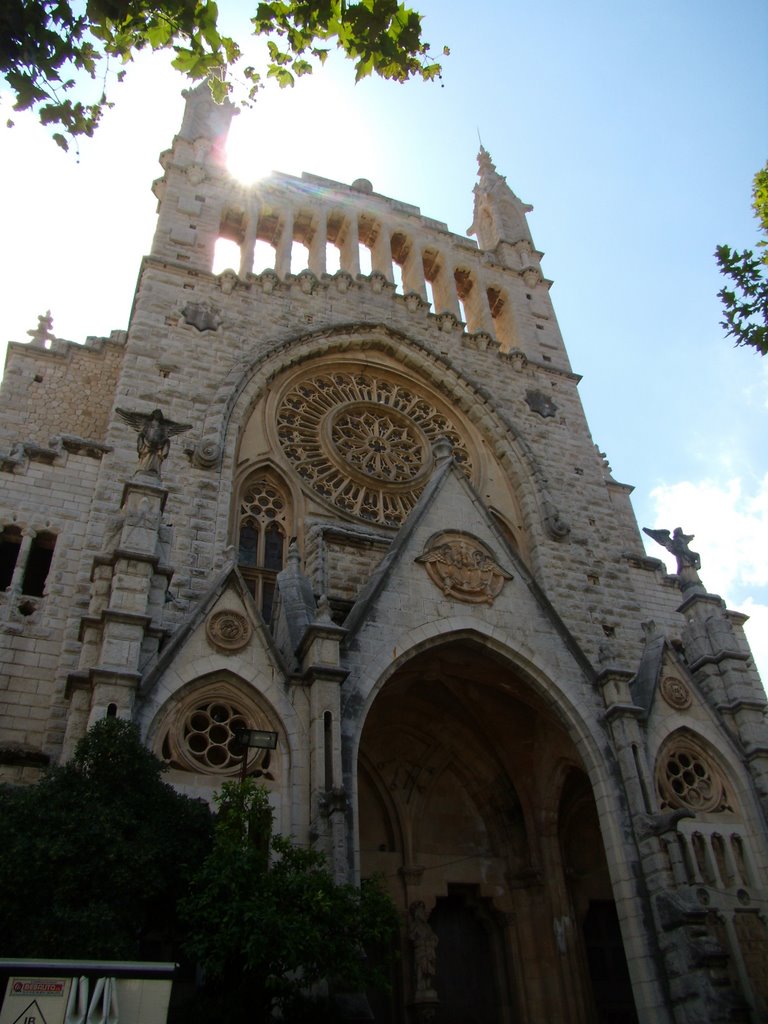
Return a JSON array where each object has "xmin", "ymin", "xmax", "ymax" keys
[{"xmin": 357, "ymin": 640, "xmax": 637, "ymax": 1024}]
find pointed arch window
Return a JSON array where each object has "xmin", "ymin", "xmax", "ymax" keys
[
  {"xmin": 237, "ymin": 474, "xmax": 289, "ymax": 622},
  {"xmin": 22, "ymin": 531, "xmax": 57, "ymax": 597}
]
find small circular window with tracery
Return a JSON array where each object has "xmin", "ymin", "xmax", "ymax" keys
[
  {"xmin": 276, "ymin": 370, "xmax": 472, "ymax": 527},
  {"xmin": 160, "ymin": 692, "xmax": 276, "ymax": 779},
  {"xmin": 656, "ymin": 738, "xmax": 731, "ymax": 814}
]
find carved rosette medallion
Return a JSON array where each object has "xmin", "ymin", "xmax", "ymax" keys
[
  {"xmin": 660, "ymin": 675, "xmax": 692, "ymax": 710},
  {"xmin": 276, "ymin": 371, "xmax": 472, "ymax": 526},
  {"xmin": 416, "ymin": 532, "xmax": 512, "ymax": 605},
  {"xmin": 206, "ymin": 610, "xmax": 251, "ymax": 651}
]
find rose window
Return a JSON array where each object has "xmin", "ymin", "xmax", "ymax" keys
[
  {"xmin": 657, "ymin": 740, "xmax": 730, "ymax": 813},
  {"xmin": 161, "ymin": 695, "xmax": 275, "ymax": 778},
  {"xmin": 332, "ymin": 405, "xmax": 425, "ymax": 482},
  {"xmin": 276, "ymin": 371, "xmax": 471, "ymax": 526}
]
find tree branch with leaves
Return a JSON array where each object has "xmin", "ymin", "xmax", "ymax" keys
[
  {"xmin": 715, "ymin": 163, "xmax": 768, "ymax": 356},
  {"xmin": 0, "ymin": 718, "xmax": 212, "ymax": 960},
  {"xmin": 180, "ymin": 780, "xmax": 398, "ymax": 1020},
  {"xmin": 1, "ymin": 0, "xmax": 446, "ymax": 149}
]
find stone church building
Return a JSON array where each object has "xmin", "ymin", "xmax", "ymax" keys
[{"xmin": 1, "ymin": 85, "xmax": 767, "ymax": 1023}]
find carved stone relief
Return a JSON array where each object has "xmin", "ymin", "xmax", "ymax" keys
[
  {"xmin": 206, "ymin": 609, "xmax": 252, "ymax": 651},
  {"xmin": 182, "ymin": 301, "xmax": 223, "ymax": 331},
  {"xmin": 417, "ymin": 532, "xmax": 512, "ymax": 604},
  {"xmin": 525, "ymin": 389, "xmax": 557, "ymax": 418},
  {"xmin": 660, "ymin": 675, "xmax": 692, "ymax": 710}
]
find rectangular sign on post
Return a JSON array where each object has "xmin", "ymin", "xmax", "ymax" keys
[
  {"xmin": 0, "ymin": 975, "xmax": 174, "ymax": 1024},
  {"xmin": 0, "ymin": 977, "xmax": 71, "ymax": 1024}
]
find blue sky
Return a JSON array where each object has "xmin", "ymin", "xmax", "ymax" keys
[{"xmin": 1, "ymin": 0, "xmax": 766, "ymax": 677}]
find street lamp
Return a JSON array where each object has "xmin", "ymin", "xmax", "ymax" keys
[{"xmin": 233, "ymin": 726, "xmax": 278, "ymax": 783}]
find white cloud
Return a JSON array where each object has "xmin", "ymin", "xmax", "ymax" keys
[
  {"xmin": 647, "ymin": 475, "xmax": 768, "ymax": 593},
  {"xmin": 646, "ymin": 475, "xmax": 768, "ymax": 686}
]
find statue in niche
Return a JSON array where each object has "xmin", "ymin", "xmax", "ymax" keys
[
  {"xmin": 116, "ymin": 408, "xmax": 191, "ymax": 477},
  {"xmin": 643, "ymin": 527, "xmax": 701, "ymax": 573},
  {"xmin": 408, "ymin": 901, "xmax": 438, "ymax": 997}
]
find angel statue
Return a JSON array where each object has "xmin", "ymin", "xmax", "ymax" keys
[
  {"xmin": 115, "ymin": 408, "xmax": 192, "ymax": 477},
  {"xmin": 643, "ymin": 526, "xmax": 701, "ymax": 575}
]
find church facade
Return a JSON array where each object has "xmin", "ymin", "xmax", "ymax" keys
[{"xmin": 1, "ymin": 85, "xmax": 767, "ymax": 1023}]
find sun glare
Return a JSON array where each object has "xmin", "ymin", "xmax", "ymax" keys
[{"xmin": 225, "ymin": 68, "xmax": 362, "ymax": 186}]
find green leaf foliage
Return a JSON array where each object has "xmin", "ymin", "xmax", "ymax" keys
[
  {"xmin": 0, "ymin": 718, "xmax": 212, "ymax": 959},
  {"xmin": 716, "ymin": 162, "xmax": 768, "ymax": 355},
  {"xmin": 180, "ymin": 780, "xmax": 399, "ymax": 1019},
  {"xmin": 0, "ymin": 0, "xmax": 444, "ymax": 146}
]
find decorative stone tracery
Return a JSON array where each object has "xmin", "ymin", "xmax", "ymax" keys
[
  {"xmin": 656, "ymin": 736, "xmax": 731, "ymax": 813},
  {"xmin": 237, "ymin": 472, "xmax": 289, "ymax": 619},
  {"xmin": 276, "ymin": 370, "xmax": 472, "ymax": 526},
  {"xmin": 159, "ymin": 684, "xmax": 276, "ymax": 779}
]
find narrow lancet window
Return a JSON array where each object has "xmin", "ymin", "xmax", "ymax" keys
[{"xmin": 237, "ymin": 475, "xmax": 290, "ymax": 623}]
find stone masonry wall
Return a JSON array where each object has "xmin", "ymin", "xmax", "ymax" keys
[
  {"xmin": 0, "ymin": 333, "xmax": 126, "ymax": 448},
  {"xmin": 82, "ymin": 255, "xmax": 662, "ymax": 679},
  {"xmin": 0, "ymin": 449, "xmax": 106, "ymax": 774}
]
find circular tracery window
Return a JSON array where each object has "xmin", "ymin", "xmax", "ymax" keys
[
  {"xmin": 656, "ymin": 739, "xmax": 730, "ymax": 813},
  {"xmin": 161, "ymin": 694, "xmax": 275, "ymax": 778},
  {"xmin": 276, "ymin": 371, "xmax": 472, "ymax": 526},
  {"xmin": 331, "ymin": 403, "xmax": 426, "ymax": 483}
]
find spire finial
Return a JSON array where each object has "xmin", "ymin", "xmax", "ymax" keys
[
  {"xmin": 477, "ymin": 144, "xmax": 497, "ymax": 178},
  {"xmin": 27, "ymin": 310, "xmax": 56, "ymax": 349}
]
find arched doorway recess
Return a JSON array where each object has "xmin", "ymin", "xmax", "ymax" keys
[{"xmin": 357, "ymin": 640, "xmax": 637, "ymax": 1024}]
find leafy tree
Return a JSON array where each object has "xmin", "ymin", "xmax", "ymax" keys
[
  {"xmin": 1, "ymin": 0, "xmax": 445, "ymax": 149},
  {"xmin": 180, "ymin": 780, "xmax": 398, "ymax": 1021},
  {"xmin": 0, "ymin": 718, "xmax": 212, "ymax": 959},
  {"xmin": 715, "ymin": 162, "xmax": 768, "ymax": 355}
]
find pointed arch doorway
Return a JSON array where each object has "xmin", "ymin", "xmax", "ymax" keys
[{"xmin": 357, "ymin": 638, "xmax": 638, "ymax": 1024}]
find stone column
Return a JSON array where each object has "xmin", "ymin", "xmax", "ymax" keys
[
  {"xmin": 371, "ymin": 223, "xmax": 394, "ymax": 282},
  {"xmin": 67, "ymin": 476, "xmax": 168, "ymax": 730},
  {"xmin": 8, "ymin": 528, "xmax": 35, "ymax": 594},
  {"xmin": 463, "ymin": 269, "xmax": 496, "ymax": 336},
  {"xmin": 308, "ymin": 208, "xmax": 328, "ymax": 277},
  {"xmin": 239, "ymin": 195, "xmax": 262, "ymax": 276},
  {"xmin": 401, "ymin": 236, "xmax": 428, "ymax": 301},
  {"xmin": 430, "ymin": 258, "xmax": 461, "ymax": 318},
  {"xmin": 275, "ymin": 205, "xmax": 295, "ymax": 279},
  {"xmin": 298, "ymin": 598, "xmax": 349, "ymax": 883},
  {"xmin": 338, "ymin": 214, "xmax": 361, "ymax": 277}
]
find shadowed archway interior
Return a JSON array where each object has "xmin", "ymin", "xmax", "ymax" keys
[{"xmin": 358, "ymin": 640, "xmax": 636, "ymax": 1024}]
